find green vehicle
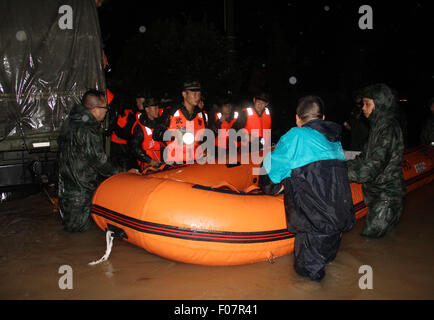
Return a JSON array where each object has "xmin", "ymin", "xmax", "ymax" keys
[{"xmin": 0, "ymin": 0, "xmax": 106, "ymax": 197}]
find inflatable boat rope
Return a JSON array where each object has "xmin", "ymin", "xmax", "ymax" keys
[{"xmin": 88, "ymin": 230, "xmax": 115, "ymax": 265}]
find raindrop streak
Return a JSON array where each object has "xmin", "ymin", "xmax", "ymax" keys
[{"xmin": 16, "ymin": 30, "xmax": 27, "ymax": 41}]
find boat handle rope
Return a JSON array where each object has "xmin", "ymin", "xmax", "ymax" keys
[
  {"xmin": 267, "ymin": 252, "xmax": 276, "ymax": 264},
  {"xmin": 243, "ymin": 184, "xmax": 261, "ymax": 193},
  {"xmin": 210, "ymin": 182, "xmax": 241, "ymax": 193},
  {"xmin": 88, "ymin": 230, "xmax": 115, "ymax": 266},
  {"xmin": 140, "ymin": 163, "xmax": 169, "ymax": 174},
  {"xmin": 210, "ymin": 182, "xmax": 264, "ymax": 194}
]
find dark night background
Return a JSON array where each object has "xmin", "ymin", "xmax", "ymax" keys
[{"xmin": 97, "ymin": 0, "xmax": 433, "ymax": 147}]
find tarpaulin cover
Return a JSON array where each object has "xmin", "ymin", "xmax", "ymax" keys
[{"xmin": 0, "ymin": 0, "xmax": 106, "ymax": 144}]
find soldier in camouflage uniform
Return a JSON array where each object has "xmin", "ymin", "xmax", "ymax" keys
[
  {"xmin": 58, "ymin": 90, "xmax": 127, "ymax": 232},
  {"xmin": 347, "ymin": 84, "xmax": 406, "ymax": 238}
]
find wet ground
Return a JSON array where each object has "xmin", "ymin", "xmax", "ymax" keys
[{"xmin": 0, "ymin": 182, "xmax": 433, "ymax": 300}]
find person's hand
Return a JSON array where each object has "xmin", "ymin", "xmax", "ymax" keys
[
  {"xmin": 149, "ymin": 159, "xmax": 161, "ymax": 167},
  {"xmin": 220, "ymin": 113, "xmax": 228, "ymax": 122},
  {"xmin": 102, "ymin": 49, "xmax": 109, "ymax": 68},
  {"xmin": 128, "ymin": 168, "xmax": 140, "ymax": 174}
]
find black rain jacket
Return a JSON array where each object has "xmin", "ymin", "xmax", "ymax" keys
[{"xmin": 261, "ymin": 119, "xmax": 355, "ymax": 235}]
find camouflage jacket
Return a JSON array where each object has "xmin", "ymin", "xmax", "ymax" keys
[
  {"xmin": 58, "ymin": 103, "xmax": 121, "ymax": 199},
  {"xmin": 347, "ymin": 87, "xmax": 406, "ymax": 203}
]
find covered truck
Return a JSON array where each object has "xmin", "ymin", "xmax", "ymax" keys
[{"xmin": 0, "ymin": 0, "xmax": 106, "ymax": 194}]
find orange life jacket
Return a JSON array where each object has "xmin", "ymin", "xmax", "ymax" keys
[
  {"xmin": 131, "ymin": 113, "xmax": 162, "ymax": 170},
  {"xmin": 159, "ymin": 106, "xmax": 172, "ymax": 117},
  {"xmin": 242, "ymin": 106, "xmax": 271, "ymax": 147},
  {"xmin": 106, "ymin": 89, "xmax": 114, "ymax": 105},
  {"xmin": 202, "ymin": 110, "xmax": 209, "ymax": 126},
  {"xmin": 110, "ymin": 109, "xmax": 133, "ymax": 144},
  {"xmin": 165, "ymin": 108, "xmax": 206, "ymax": 163},
  {"xmin": 110, "ymin": 132, "xmax": 127, "ymax": 144},
  {"xmin": 215, "ymin": 111, "xmax": 239, "ymax": 149}
]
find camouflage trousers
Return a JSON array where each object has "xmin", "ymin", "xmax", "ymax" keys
[
  {"xmin": 59, "ymin": 192, "xmax": 94, "ymax": 232},
  {"xmin": 362, "ymin": 198, "xmax": 404, "ymax": 238}
]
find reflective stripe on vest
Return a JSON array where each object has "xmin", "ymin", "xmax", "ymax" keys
[
  {"xmin": 215, "ymin": 111, "xmax": 238, "ymax": 122},
  {"xmin": 243, "ymin": 106, "xmax": 271, "ymax": 134}
]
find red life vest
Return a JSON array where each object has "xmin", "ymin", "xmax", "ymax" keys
[
  {"xmin": 106, "ymin": 89, "xmax": 114, "ymax": 105},
  {"xmin": 242, "ymin": 106, "xmax": 272, "ymax": 147},
  {"xmin": 215, "ymin": 111, "xmax": 239, "ymax": 149},
  {"xmin": 202, "ymin": 110, "xmax": 209, "ymax": 126},
  {"xmin": 110, "ymin": 132, "xmax": 127, "ymax": 144},
  {"xmin": 165, "ymin": 108, "xmax": 206, "ymax": 163},
  {"xmin": 110, "ymin": 109, "xmax": 133, "ymax": 144},
  {"xmin": 131, "ymin": 113, "xmax": 162, "ymax": 170},
  {"xmin": 159, "ymin": 106, "xmax": 172, "ymax": 117}
]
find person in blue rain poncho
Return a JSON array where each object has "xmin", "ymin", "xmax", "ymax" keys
[{"xmin": 260, "ymin": 95, "xmax": 355, "ymax": 281}]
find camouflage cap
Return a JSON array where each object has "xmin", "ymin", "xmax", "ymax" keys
[{"xmin": 182, "ymin": 80, "xmax": 201, "ymax": 92}]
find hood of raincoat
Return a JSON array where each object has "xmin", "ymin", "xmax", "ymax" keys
[
  {"xmin": 361, "ymin": 83, "xmax": 396, "ymax": 125},
  {"xmin": 303, "ymin": 118, "xmax": 342, "ymax": 142}
]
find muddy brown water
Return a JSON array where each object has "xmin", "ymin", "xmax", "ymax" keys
[{"xmin": 0, "ymin": 182, "xmax": 433, "ymax": 300}]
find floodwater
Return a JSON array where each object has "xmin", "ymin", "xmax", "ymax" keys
[{"xmin": 0, "ymin": 182, "xmax": 433, "ymax": 300}]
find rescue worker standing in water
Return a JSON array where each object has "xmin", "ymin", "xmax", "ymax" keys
[
  {"xmin": 58, "ymin": 89, "xmax": 137, "ymax": 232},
  {"xmin": 347, "ymin": 83, "xmax": 405, "ymax": 238},
  {"xmin": 260, "ymin": 95, "xmax": 355, "ymax": 281},
  {"xmin": 153, "ymin": 80, "xmax": 206, "ymax": 163}
]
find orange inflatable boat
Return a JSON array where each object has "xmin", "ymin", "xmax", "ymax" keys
[{"xmin": 90, "ymin": 146, "xmax": 434, "ymax": 266}]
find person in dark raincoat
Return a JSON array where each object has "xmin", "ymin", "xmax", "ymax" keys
[
  {"xmin": 344, "ymin": 92, "xmax": 370, "ymax": 151},
  {"xmin": 347, "ymin": 83, "xmax": 406, "ymax": 238},
  {"xmin": 58, "ymin": 89, "xmax": 136, "ymax": 232},
  {"xmin": 260, "ymin": 95, "xmax": 355, "ymax": 281}
]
